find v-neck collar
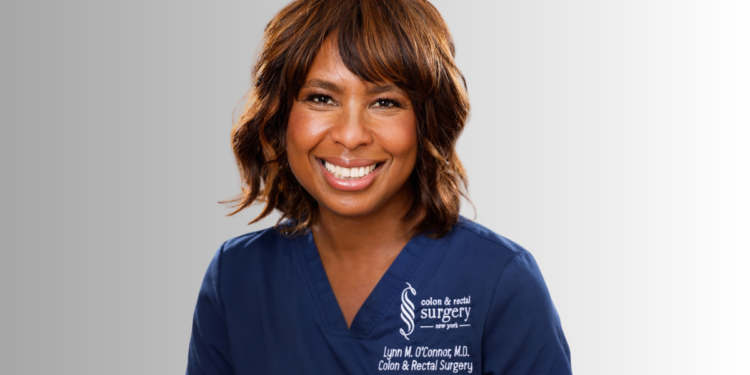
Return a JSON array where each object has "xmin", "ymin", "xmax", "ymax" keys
[{"xmin": 296, "ymin": 231, "xmax": 434, "ymax": 338}]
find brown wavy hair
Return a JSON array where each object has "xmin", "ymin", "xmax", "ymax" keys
[{"xmin": 222, "ymin": 0, "xmax": 471, "ymax": 238}]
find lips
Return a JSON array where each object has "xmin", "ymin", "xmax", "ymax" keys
[
  {"xmin": 321, "ymin": 160, "xmax": 377, "ymax": 179},
  {"xmin": 316, "ymin": 157, "xmax": 384, "ymax": 191}
]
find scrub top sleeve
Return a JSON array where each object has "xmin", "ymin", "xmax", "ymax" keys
[
  {"xmin": 186, "ymin": 242, "xmax": 234, "ymax": 375},
  {"xmin": 481, "ymin": 250, "xmax": 572, "ymax": 375}
]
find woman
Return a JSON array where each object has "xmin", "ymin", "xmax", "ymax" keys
[{"xmin": 187, "ymin": 0, "xmax": 571, "ymax": 373}]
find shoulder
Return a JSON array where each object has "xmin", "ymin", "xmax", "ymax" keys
[
  {"xmin": 220, "ymin": 222, "xmax": 302, "ymax": 254},
  {"xmin": 451, "ymin": 219, "xmax": 558, "ymax": 317},
  {"xmin": 211, "ymin": 224, "xmax": 303, "ymax": 272},
  {"xmin": 447, "ymin": 216, "xmax": 531, "ymax": 263},
  {"xmin": 425, "ymin": 216, "xmax": 543, "ymax": 290},
  {"xmin": 460, "ymin": 218, "xmax": 572, "ymax": 371},
  {"xmin": 203, "ymin": 224, "xmax": 305, "ymax": 296},
  {"xmin": 448, "ymin": 217, "xmax": 555, "ymax": 298},
  {"xmin": 221, "ymin": 225, "xmax": 286, "ymax": 252}
]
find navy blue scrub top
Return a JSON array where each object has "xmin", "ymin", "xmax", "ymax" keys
[{"xmin": 187, "ymin": 217, "xmax": 571, "ymax": 374}]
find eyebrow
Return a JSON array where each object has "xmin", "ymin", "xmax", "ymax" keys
[
  {"xmin": 299, "ymin": 79, "xmax": 401, "ymax": 95},
  {"xmin": 367, "ymin": 84, "xmax": 398, "ymax": 95},
  {"xmin": 300, "ymin": 79, "xmax": 341, "ymax": 93}
]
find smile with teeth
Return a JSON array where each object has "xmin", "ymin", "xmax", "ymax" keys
[{"xmin": 322, "ymin": 160, "xmax": 378, "ymax": 180}]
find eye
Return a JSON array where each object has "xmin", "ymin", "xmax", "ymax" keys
[
  {"xmin": 304, "ymin": 93, "xmax": 335, "ymax": 105},
  {"xmin": 372, "ymin": 98, "xmax": 402, "ymax": 108}
]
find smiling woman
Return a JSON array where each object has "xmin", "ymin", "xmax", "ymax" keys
[
  {"xmin": 225, "ymin": 0, "xmax": 469, "ymax": 239},
  {"xmin": 186, "ymin": 0, "xmax": 571, "ymax": 374}
]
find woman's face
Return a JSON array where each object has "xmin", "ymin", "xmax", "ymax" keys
[{"xmin": 286, "ymin": 39, "xmax": 418, "ymax": 219}]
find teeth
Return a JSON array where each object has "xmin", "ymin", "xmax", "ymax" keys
[{"xmin": 323, "ymin": 160, "xmax": 378, "ymax": 180}]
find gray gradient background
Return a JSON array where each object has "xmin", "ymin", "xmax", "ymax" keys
[{"xmin": 1, "ymin": 0, "xmax": 748, "ymax": 374}]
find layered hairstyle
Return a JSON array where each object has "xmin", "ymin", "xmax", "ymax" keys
[{"xmin": 223, "ymin": 0, "xmax": 471, "ymax": 238}]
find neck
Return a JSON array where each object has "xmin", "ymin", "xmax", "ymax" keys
[{"xmin": 312, "ymin": 187, "xmax": 422, "ymax": 262}]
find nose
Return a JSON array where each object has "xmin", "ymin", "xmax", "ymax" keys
[{"xmin": 328, "ymin": 105, "xmax": 374, "ymax": 150}]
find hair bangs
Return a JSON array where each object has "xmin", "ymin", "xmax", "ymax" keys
[
  {"xmin": 277, "ymin": 0, "xmax": 450, "ymax": 103},
  {"xmin": 332, "ymin": 0, "xmax": 447, "ymax": 97}
]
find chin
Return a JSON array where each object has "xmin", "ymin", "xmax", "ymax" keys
[{"xmin": 317, "ymin": 198, "xmax": 380, "ymax": 219}]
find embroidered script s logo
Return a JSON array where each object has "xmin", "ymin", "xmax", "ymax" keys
[{"xmin": 399, "ymin": 283, "xmax": 417, "ymax": 340}]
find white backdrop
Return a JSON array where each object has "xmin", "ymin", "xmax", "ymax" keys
[{"xmin": 1, "ymin": 0, "xmax": 748, "ymax": 374}]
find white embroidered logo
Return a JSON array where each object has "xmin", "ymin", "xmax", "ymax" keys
[{"xmin": 399, "ymin": 282, "xmax": 417, "ymax": 340}]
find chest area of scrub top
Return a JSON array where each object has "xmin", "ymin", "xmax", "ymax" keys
[
  {"xmin": 219, "ymin": 225, "xmax": 510, "ymax": 374},
  {"xmin": 367, "ymin": 281, "xmax": 483, "ymax": 374},
  {"xmin": 297, "ymin": 232, "xmax": 487, "ymax": 373},
  {"xmin": 298, "ymin": 232, "xmax": 437, "ymax": 337}
]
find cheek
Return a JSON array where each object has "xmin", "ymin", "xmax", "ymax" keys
[
  {"xmin": 286, "ymin": 107, "xmax": 318, "ymax": 190},
  {"xmin": 286, "ymin": 105, "xmax": 328, "ymax": 165},
  {"xmin": 381, "ymin": 114, "xmax": 419, "ymax": 167}
]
